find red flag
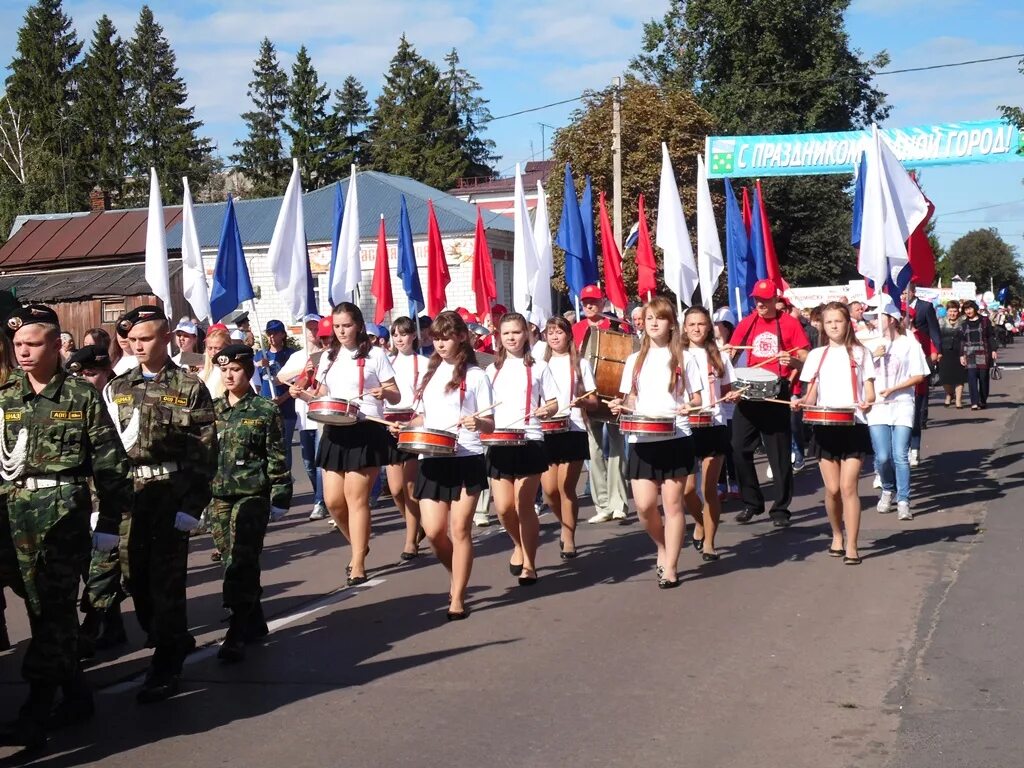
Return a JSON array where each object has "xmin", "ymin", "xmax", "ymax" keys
[
  {"xmin": 471, "ymin": 206, "xmax": 497, "ymax": 319},
  {"xmin": 741, "ymin": 187, "xmax": 752, "ymax": 236},
  {"xmin": 598, "ymin": 192, "xmax": 628, "ymax": 312},
  {"xmin": 426, "ymin": 200, "xmax": 450, "ymax": 316},
  {"xmin": 635, "ymin": 194, "xmax": 657, "ymax": 301},
  {"xmin": 755, "ymin": 180, "xmax": 790, "ymax": 294},
  {"xmin": 907, "ymin": 173, "xmax": 936, "ymax": 287},
  {"xmin": 371, "ymin": 214, "xmax": 394, "ymax": 324}
]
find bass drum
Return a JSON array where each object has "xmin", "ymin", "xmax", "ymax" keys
[{"xmin": 581, "ymin": 326, "xmax": 640, "ymax": 422}]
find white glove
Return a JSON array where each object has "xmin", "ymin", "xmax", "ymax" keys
[
  {"xmin": 174, "ymin": 511, "xmax": 201, "ymax": 532},
  {"xmin": 89, "ymin": 511, "xmax": 100, "ymax": 532},
  {"xmin": 92, "ymin": 532, "xmax": 119, "ymax": 552},
  {"xmin": 269, "ymin": 506, "xmax": 288, "ymax": 522}
]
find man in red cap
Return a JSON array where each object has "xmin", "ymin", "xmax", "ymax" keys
[{"xmin": 724, "ymin": 279, "xmax": 810, "ymax": 527}]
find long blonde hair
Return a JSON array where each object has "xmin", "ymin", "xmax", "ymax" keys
[
  {"xmin": 632, "ymin": 295, "xmax": 684, "ymax": 393},
  {"xmin": 201, "ymin": 328, "xmax": 231, "ymax": 397}
]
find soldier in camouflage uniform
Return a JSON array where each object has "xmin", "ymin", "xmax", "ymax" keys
[
  {"xmin": 65, "ymin": 345, "xmax": 128, "ymax": 656},
  {"xmin": 210, "ymin": 344, "xmax": 291, "ymax": 662},
  {"xmin": 105, "ymin": 305, "xmax": 218, "ymax": 704},
  {"xmin": 0, "ymin": 305, "xmax": 131, "ymax": 749}
]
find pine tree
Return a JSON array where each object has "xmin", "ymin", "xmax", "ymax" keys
[
  {"xmin": 231, "ymin": 37, "xmax": 289, "ymax": 197},
  {"xmin": 325, "ymin": 75, "xmax": 371, "ymax": 178},
  {"xmin": 75, "ymin": 15, "xmax": 128, "ymax": 203},
  {"xmin": 441, "ymin": 49, "xmax": 497, "ymax": 180},
  {"xmin": 284, "ymin": 45, "xmax": 329, "ymax": 188},
  {"xmin": 124, "ymin": 5, "xmax": 211, "ymax": 205}
]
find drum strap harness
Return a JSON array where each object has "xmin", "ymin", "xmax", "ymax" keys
[
  {"xmin": 357, "ymin": 356, "xmax": 365, "ymax": 396},
  {"xmin": 491, "ymin": 361, "xmax": 532, "ymax": 419},
  {"xmin": 811, "ymin": 346, "xmax": 858, "ymax": 404}
]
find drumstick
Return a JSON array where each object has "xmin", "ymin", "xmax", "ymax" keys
[
  {"xmin": 759, "ymin": 398, "xmax": 794, "ymax": 406},
  {"xmin": 443, "ymin": 401, "xmax": 503, "ymax": 432},
  {"xmin": 551, "ymin": 389, "xmax": 597, "ymax": 418},
  {"xmin": 751, "ymin": 347, "xmax": 802, "ymax": 370}
]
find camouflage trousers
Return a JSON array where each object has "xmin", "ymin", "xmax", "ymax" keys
[
  {"xmin": 121, "ymin": 477, "xmax": 193, "ymax": 674},
  {"xmin": 209, "ymin": 496, "xmax": 269, "ymax": 611},
  {"xmin": 82, "ymin": 546, "xmax": 124, "ymax": 612},
  {"xmin": 0, "ymin": 486, "xmax": 90, "ymax": 685}
]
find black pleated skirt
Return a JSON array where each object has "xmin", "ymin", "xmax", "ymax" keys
[
  {"xmin": 383, "ymin": 432, "xmax": 412, "ymax": 466},
  {"xmin": 543, "ymin": 430, "xmax": 589, "ymax": 464},
  {"xmin": 626, "ymin": 436, "xmax": 695, "ymax": 481},
  {"xmin": 693, "ymin": 425, "xmax": 730, "ymax": 459},
  {"xmin": 317, "ymin": 421, "xmax": 390, "ymax": 472},
  {"xmin": 814, "ymin": 423, "xmax": 873, "ymax": 461},
  {"xmin": 486, "ymin": 441, "xmax": 549, "ymax": 479},
  {"xmin": 414, "ymin": 454, "xmax": 488, "ymax": 502}
]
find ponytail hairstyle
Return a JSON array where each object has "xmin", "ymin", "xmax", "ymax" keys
[
  {"xmin": 418, "ymin": 310, "xmax": 477, "ymax": 394},
  {"xmin": 682, "ymin": 305, "xmax": 726, "ymax": 378},
  {"xmin": 327, "ymin": 302, "xmax": 372, "ymax": 362},
  {"xmin": 632, "ymin": 295, "xmax": 684, "ymax": 393},
  {"xmin": 390, "ymin": 315, "xmax": 419, "ymax": 352},
  {"xmin": 494, "ymin": 312, "xmax": 534, "ymax": 371},
  {"xmin": 821, "ymin": 301, "xmax": 863, "ymax": 355},
  {"xmin": 544, "ymin": 315, "xmax": 583, "ymax": 395}
]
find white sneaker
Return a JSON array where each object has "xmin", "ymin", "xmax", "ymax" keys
[
  {"xmin": 535, "ymin": 503, "xmax": 551, "ymax": 516},
  {"xmin": 793, "ymin": 455, "xmax": 805, "ymax": 472},
  {"xmin": 766, "ymin": 464, "xmax": 774, "ymax": 481},
  {"xmin": 327, "ymin": 518, "xmax": 337, "ymax": 529},
  {"xmin": 308, "ymin": 502, "xmax": 329, "ymax": 521},
  {"xmin": 876, "ymin": 490, "xmax": 893, "ymax": 513},
  {"xmin": 588, "ymin": 511, "xmax": 614, "ymax": 524},
  {"xmin": 897, "ymin": 501, "xmax": 913, "ymax": 521},
  {"xmin": 473, "ymin": 512, "xmax": 491, "ymax": 527},
  {"xmin": 909, "ymin": 449, "xmax": 920, "ymax": 467},
  {"xmin": 611, "ymin": 510, "xmax": 628, "ymax": 520},
  {"xmin": 791, "ymin": 450, "xmax": 796, "ymax": 463},
  {"xmin": 873, "ymin": 474, "xmax": 882, "ymax": 489}
]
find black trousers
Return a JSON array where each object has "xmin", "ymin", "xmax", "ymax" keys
[{"xmin": 731, "ymin": 383, "xmax": 794, "ymax": 516}]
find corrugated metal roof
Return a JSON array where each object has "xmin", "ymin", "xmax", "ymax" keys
[
  {"xmin": 448, "ymin": 161, "xmax": 556, "ymax": 196},
  {"xmin": 0, "ymin": 262, "xmax": 182, "ymax": 302}
]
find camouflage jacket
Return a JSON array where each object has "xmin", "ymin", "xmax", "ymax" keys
[
  {"xmin": 212, "ymin": 391, "xmax": 292, "ymax": 509},
  {"xmin": 105, "ymin": 359, "xmax": 218, "ymax": 516},
  {"xmin": 0, "ymin": 369, "xmax": 132, "ymax": 535}
]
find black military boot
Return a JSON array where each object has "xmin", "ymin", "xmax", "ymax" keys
[
  {"xmin": 0, "ymin": 683, "xmax": 57, "ymax": 749},
  {"xmin": 136, "ymin": 648, "xmax": 180, "ymax": 705},
  {"xmin": 217, "ymin": 611, "xmax": 247, "ymax": 663},
  {"xmin": 0, "ymin": 616, "xmax": 10, "ymax": 652},
  {"xmin": 48, "ymin": 671, "xmax": 94, "ymax": 729},
  {"xmin": 243, "ymin": 601, "xmax": 269, "ymax": 643},
  {"xmin": 78, "ymin": 606, "xmax": 101, "ymax": 660},
  {"xmin": 94, "ymin": 605, "xmax": 127, "ymax": 650}
]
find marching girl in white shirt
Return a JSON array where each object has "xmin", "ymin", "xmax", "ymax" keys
[
  {"xmin": 609, "ymin": 296, "xmax": 703, "ymax": 589},
  {"xmin": 386, "ymin": 316, "xmax": 430, "ymax": 561},
  {"xmin": 486, "ymin": 312, "xmax": 557, "ymax": 586},
  {"xmin": 541, "ymin": 316, "xmax": 598, "ymax": 559},
  {"xmin": 290, "ymin": 302, "xmax": 400, "ymax": 585},
  {"xmin": 408, "ymin": 311, "xmax": 495, "ymax": 620},
  {"xmin": 796, "ymin": 302, "xmax": 876, "ymax": 565},
  {"xmin": 681, "ymin": 306, "xmax": 737, "ymax": 562},
  {"xmin": 863, "ymin": 295, "xmax": 929, "ymax": 522}
]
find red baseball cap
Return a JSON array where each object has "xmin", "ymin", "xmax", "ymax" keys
[
  {"xmin": 580, "ymin": 285, "xmax": 604, "ymax": 301},
  {"xmin": 490, "ymin": 303, "xmax": 508, "ymax": 318},
  {"xmin": 317, "ymin": 317, "xmax": 333, "ymax": 338},
  {"xmin": 750, "ymin": 280, "xmax": 778, "ymax": 301},
  {"xmin": 208, "ymin": 323, "xmax": 229, "ymax": 332},
  {"xmin": 455, "ymin": 307, "xmax": 472, "ymax": 320}
]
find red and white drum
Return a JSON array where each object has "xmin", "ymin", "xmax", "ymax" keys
[
  {"xmin": 688, "ymin": 410, "xmax": 714, "ymax": 429},
  {"xmin": 618, "ymin": 415, "xmax": 676, "ymax": 436},
  {"xmin": 539, "ymin": 416, "xmax": 570, "ymax": 434},
  {"xmin": 383, "ymin": 407, "xmax": 416, "ymax": 424},
  {"xmin": 397, "ymin": 427, "xmax": 457, "ymax": 456},
  {"xmin": 308, "ymin": 397, "xmax": 359, "ymax": 426},
  {"xmin": 480, "ymin": 429, "xmax": 528, "ymax": 447},
  {"xmin": 803, "ymin": 406, "xmax": 856, "ymax": 426}
]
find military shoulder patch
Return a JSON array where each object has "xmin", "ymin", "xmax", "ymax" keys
[
  {"xmin": 4, "ymin": 410, "xmax": 22, "ymax": 421},
  {"xmin": 114, "ymin": 395, "xmax": 133, "ymax": 405},
  {"xmin": 50, "ymin": 410, "xmax": 84, "ymax": 421}
]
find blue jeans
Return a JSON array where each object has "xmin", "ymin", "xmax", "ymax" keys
[
  {"xmin": 281, "ymin": 416, "xmax": 297, "ymax": 472},
  {"xmin": 298, "ymin": 429, "xmax": 323, "ymax": 504},
  {"xmin": 869, "ymin": 424, "xmax": 912, "ymax": 503},
  {"xmin": 967, "ymin": 367, "xmax": 990, "ymax": 406}
]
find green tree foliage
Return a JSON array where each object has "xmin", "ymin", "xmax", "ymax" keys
[
  {"xmin": 442, "ymin": 48, "xmax": 497, "ymax": 180},
  {"xmin": 231, "ymin": 37, "xmax": 289, "ymax": 197},
  {"xmin": 630, "ymin": 0, "xmax": 890, "ymax": 286},
  {"xmin": 999, "ymin": 56, "xmax": 1024, "ymax": 155},
  {"xmin": 124, "ymin": 5, "xmax": 211, "ymax": 205},
  {"xmin": 938, "ymin": 228, "xmax": 1023, "ymax": 292},
  {"xmin": 368, "ymin": 35, "xmax": 467, "ymax": 190},
  {"xmin": 547, "ymin": 78, "xmax": 715, "ymax": 298},
  {"xmin": 285, "ymin": 45, "xmax": 330, "ymax": 188},
  {"xmin": 75, "ymin": 15, "xmax": 128, "ymax": 202},
  {"xmin": 325, "ymin": 75, "xmax": 371, "ymax": 178}
]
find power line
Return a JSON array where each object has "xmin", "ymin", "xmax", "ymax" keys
[{"xmin": 940, "ymin": 199, "xmax": 1024, "ymax": 217}]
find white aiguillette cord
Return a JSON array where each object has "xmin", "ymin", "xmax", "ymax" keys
[
  {"xmin": 0, "ymin": 407, "xmax": 28, "ymax": 482},
  {"xmin": 102, "ymin": 382, "xmax": 140, "ymax": 452}
]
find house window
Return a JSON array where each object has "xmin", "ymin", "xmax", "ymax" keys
[{"xmin": 101, "ymin": 299, "xmax": 125, "ymax": 324}]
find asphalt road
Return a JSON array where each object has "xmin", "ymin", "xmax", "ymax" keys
[{"xmin": 0, "ymin": 347, "xmax": 1020, "ymax": 768}]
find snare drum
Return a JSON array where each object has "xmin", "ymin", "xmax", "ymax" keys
[
  {"xmin": 397, "ymin": 427, "xmax": 457, "ymax": 455},
  {"xmin": 802, "ymin": 406, "xmax": 856, "ymax": 426},
  {"xmin": 480, "ymin": 429, "xmax": 528, "ymax": 447},
  {"xmin": 307, "ymin": 397, "xmax": 359, "ymax": 425},
  {"xmin": 733, "ymin": 367, "xmax": 782, "ymax": 400},
  {"xmin": 687, "ymin": 410, "xmax": 714, "ymax": 429},
  {"xmin": 618, "ymin": 415, "xmax": 676, "ymax": 436},
  {"xmin": 383, "ymin": 407, "xmax": 416, "ymax": 424},
  {"xmin": 539, "ymin": 416, "xmax": 570, "ymax": 434}
]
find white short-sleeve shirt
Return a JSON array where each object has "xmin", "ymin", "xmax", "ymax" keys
[
  {"xmin": 687, "ymin": 346, "xmax": 735, "ymax": 426},
  {"xmin": 316, "ymin": 346, "xmax": 396, "ymax": 419},
  {"xmin": 415, "ymin": 363, "xmax": 493, "ymax": 457},
  {"xmin": 866, "ymin": 334, "xmax": 929, "ymax": 428},
  {"xmin": 800, "ymin": 344, "xmax": 875, "ymax": 424},
  {"xmin": 486, "ymin": 357, "xmax": 556, "ymax": 442},
  {"xmin": 390, "ymin": 352, "xmax": 430, "ymax": 410},
  {"xmin": 544, "ymin": 354, "xmax": 596, "ymax": 432},
  {"xmin": 618, "ymin": 346, "xmax": 704, "ymax": 443}
]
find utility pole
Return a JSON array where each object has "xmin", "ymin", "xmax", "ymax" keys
[{"xmin": 611, "ymin": 76, "xmax": 623, "ymax": 248}]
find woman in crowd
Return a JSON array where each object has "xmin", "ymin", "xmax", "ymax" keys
[
  {"xmin": 713, "ymin": 317, "xmax": 739, "ymax": 499},
  {"xmin": 938, "ymin": 301, "xmax": 966, "ymax": 408},
  {"xmin": 796, "ymin": 302, "xmax": 875, "ymax": 565},
  {"xmin": 200, "ymin": 326, "xmax": 231, "ymax": 399},
  {"xmin": 409, "ymin": 311, "xmax": 494, "ymax": 619},
  {"xmin": 609, "ymin": 296, "xmax": 703, "ymax": 589},
  {"xmin": 958, "ymin": 300, "xmax": 998, "ymax": 410},
  {"xmin": 541, "ymin": 316, "xmax": 597, "ymax": 559}
]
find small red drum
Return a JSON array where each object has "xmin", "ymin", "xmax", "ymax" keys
[
  {"xmin": 397, "ymin": 427, "xmax": 457, "ymax": 456},
  {"xmin": 539, "ymin": 416, "xmax": 570, "ymax": 434},
  {"xmin": 308, "ymin": 397, "xmax": 359, "ymax": 426},
  {"xmin": 803, "ymin": 406, "xmax": 856, "ymax": 426},
  {"xmin": 480, "ymin": 429, "xmax": 528, "ymax": 447},
  {"xmin": 688, "ymin": 410, "xmax": 714, "ymax": 429},
  {"xmin": 383, "ymin": 407, "xmax": 415, "ymax": 424},
  {"xmin": 618, "ymin": 415, "xmax": 676, "ymax": 436}
]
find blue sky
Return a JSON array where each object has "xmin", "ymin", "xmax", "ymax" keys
[{"xmin": 1, "ymin": 0, "xmax": 1023, "ymax": 254}]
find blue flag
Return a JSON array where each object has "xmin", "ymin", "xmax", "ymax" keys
[
  {"xmin": 397, "ymin": 195, "xmax": 424, "ymax": 316},
  {"xmin": 851, "ymin": 152, "xmax": 866, "ymax": 248},
  {"xmin": 724, "ymin": 179, "xmax": 751, "ymax": 317},
  {"xmin": 748, "ymin": 186, "xmax": 768, "ymax": 284},
  {"xmin": 579, "ymin": 175, "xmax": 598, "ymax": 286},
  {"xmin": 327, "ymin": 180, "xmax": 344, "ymax": 306},
  {"xmin": 209, "ymin": 196, "xmax": 255, "ymax": 322},
  {"xmin": 555, "ymin": 163, "xmax": 587, "ymax": 303}
]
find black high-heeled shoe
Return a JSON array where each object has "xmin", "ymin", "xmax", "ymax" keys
[
  {"xmin": 692, "ymin": 537, "xmax": 704, "ymax": 552},
  {"xmin": 518, "ymin": 571, "xmax": 538, "ymax": 586},
  {"xmin": 658, "ymin": 576, "xmax": 681, "ymax": 589},
  {"xmin": 509, "ymin": 562, "xmax": 524, "ymax": 577},
  {"xmin": 346, "ymin": 574, "xmax": 369, "ymax": 586},
  {"xmin": 446, "ymin": 608, "xmax": 469, "ymax": 621},
  {"xmin": 399, "ymin": 550, "xmax": 419, "ymax": 561},
  {"xmin": 701, "ymin": 552, "xmax": 720, "ymax": 562}
]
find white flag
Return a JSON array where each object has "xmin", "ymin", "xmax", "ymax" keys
[
  {"xmin": 331, "ymin": 165, "xmax": 361, "ymax": 304},
  {"xmin": 656, "ymin": 143, "xmax": 699, "ymax": 312},
  {"xmin": 144, "ymin": 168, "xmax": 172, "ymax": 316},
  {"xmin": 530, "ymin": 180, "xmax": 554, "ymax": 326},
  {"xmin": 267, "ymin": 158, "xmax": 310, "ymax": 321},
  {"xmin": 512, "ymin": 163, "xmax": 539, "ymax": 318},
  {"xmin": 696, "ymin": 156, "xmax": 724, "ymax": 313},
  {"xmin": 857, "ymin": 125, "xmax": 929, "ymax": 291},
  {"xmin": 180, "ymin": 177, "xmax": 211, "ymax": 322}
]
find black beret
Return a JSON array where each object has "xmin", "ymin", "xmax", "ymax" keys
[
  {"xmin": 5, "ymin": 303, "xmax": 59, "ymax": 336},
  {"xmin": 234, "ymin": 312, "xmax": 250, "ymax": 324},
  {"xmin": 116, "ymin": 305, "xmax": 167, "ymax": 338},
  {"xmin": 65, "ymin": 344, "xmax": 112, "ymax": 373},
  {"xmin": 215, "ymin": 343, "xmax": 255, "ymax": 367}
]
